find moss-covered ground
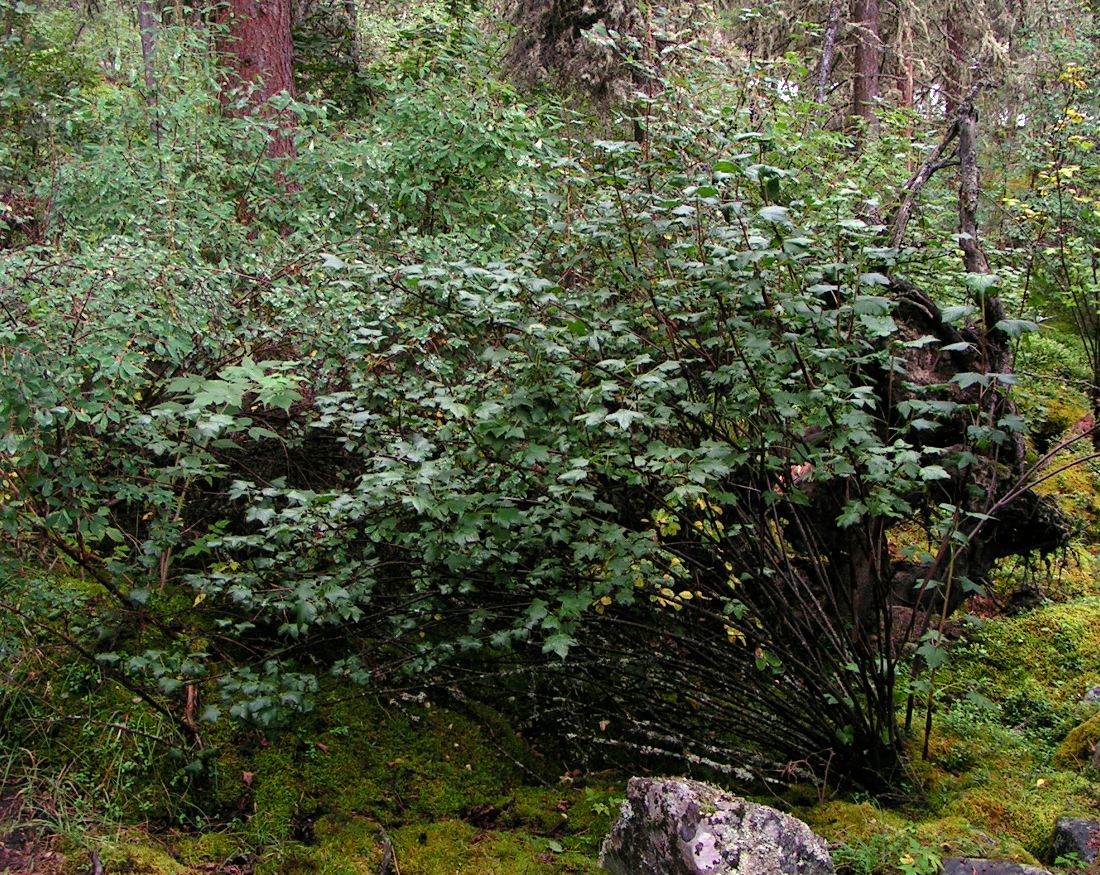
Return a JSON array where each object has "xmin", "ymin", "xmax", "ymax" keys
[
  {"xmin": 3, "ymin": 571, "xmax": 1098, "ymax": 874},
  {"xmin": 5, "ymin": 387, "xmax": 1100, "ymax": 874},
  {"xmin": 799, "ymin": 594, "xmax": 1100, "ymax": 873},
  {"xmin": 22, "ymin": 582, "xmax": 1097, "ymax": 875},
  {"xmin": 33, "ymin": 692, "xmax": 620, "ymax": 874}
]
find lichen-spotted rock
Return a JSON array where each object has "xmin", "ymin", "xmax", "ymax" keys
[
  {"xmin": 598, "ymin": 777, "xmax": 834, "ymax": 875},
  {"xmin": 1050, "ymin": 817, "xmax": 1100, "ymax": 865},
  {"xmin": 940, "ymin": 859, "xmax": 1053, "ymax": 875}
]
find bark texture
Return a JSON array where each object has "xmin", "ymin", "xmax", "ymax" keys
[
  {"xmin": 944, "ymin": 12, "xmax": 968, "ymax": 113},
  {"xmin": 814, "ymin": 0, "xmax": 844, "ymax": 106},
  {"xmin": 217, "ymin": 0, "xmax": 297, "ymax": 158},
  {"xmin": 850, "ymin": 0, "xmax": 881, "ymax": 130},
  {"xmin": 138, "ymin": 0, "xmax": 157, "ymax": 97}
]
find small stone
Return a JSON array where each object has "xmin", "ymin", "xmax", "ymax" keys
[
  {"xmin": 1082, "ymin": 686, "xmax": 1100, "ymax": 705},
  {"xmin": 598, "ymin": 777, "xmax": 834, "ymax": 875},
  {"xmin": 940, "ymin": 859, "xmax": 1053, "ymax": 875},
  {"xmin": 1050, "ymin": 817, "xmax": 1100, "ymax": 865}
]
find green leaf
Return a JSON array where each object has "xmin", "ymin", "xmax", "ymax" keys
[
  {"xmin": 836, "ymin": 501, "xmax": 866, "ymax": 527},
  {"xmin": 902, "ymin": 335, "xmax": 939, "ymax": 348},
  {"xmin": 859, "ymin": 314, "xmax": 898, "ymax": 337},
  {"xmin": 993, "ymin": 319, "xmax": 1040, "ymax": 337},
  {"xmin": 965, "ymin": 690, "xmax": 996, "ymax": 710},
  {"xmin": 605, "ymin": 409, "xmax": 644, "ymax": 430},
  {"xmin": 951, "ymin": 372, "xmax": 988, "ymax": 389},
  {"xmin": 853, "ymin": 296, "xmax": 892, "ymax": 315},
  {"xmin": 757, "ymin": 206, "xmax": 792, "ymax": 227},
  {"xmin": 542, "ymin": 633, "xmax": 575, "ymax": 659},
  {"xmin": 858, "ymin": 272, "xmax": 891, "ymax": 287},
  {"xmin": 962, "ymin": 273, "xmax": 999, "ymax": 296},
  {"xmin": 941, "ymin": 305, "xmax": 976, "ymax": 324},
  {"xmin": 916, "ymin": 640, "xmax": 949, "ymax": 670}
]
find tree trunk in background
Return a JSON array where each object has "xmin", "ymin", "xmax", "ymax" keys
[
  {"xmin": 944, "ymin": 13, "xmax": 967, "ymax": 114},
  {"xmin": 897, "ymin": 19, "xmax": 914, "ymax": 111},
  {"xmin": 344, "ymin": 0, "xmax": 360, "ymax": 69},
  {"xmin": 138, "ymin": 0, "xmax": 160, "ymax": 139},
  {"xmin": 138, "ymin": 0, "xmax": 157, "ymax": 95},
  {"xmin": 956, "ymin": 92, "xmax": 1020, "ymax": 462},
  {"xmin": 957, "ymin": 99, "xmax": 990, "ymax": 277},
  {"xmin": 850, "ymin": 0, "xmax": 881, "ymax": 132},
  {"xmin": 217, "ymin": 0, "xmax": 297, "ymax": 159},
  {"xmin": 815, "ymin": 0, "xmax": 844, "ymax": 106}
]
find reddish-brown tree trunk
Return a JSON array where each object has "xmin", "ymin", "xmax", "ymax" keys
[
  {"xmin": 898, "ymin": 20, "xmax": 914, "ymax": 111},
  {"xmin": 217, "ymin": 0, "xmax": 296, "ymax": 159},
  {"xmin": 850, "ymin": 0, "xmax": 881, "ymax": 133},
  {"xmin": 944, "ymin": 15, "xmax": 967, "ymax": 115}
]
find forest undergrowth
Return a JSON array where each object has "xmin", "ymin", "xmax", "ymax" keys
[{"xmin": 2, "ymin": 0, "xmax": 1100, "ymax": 872}]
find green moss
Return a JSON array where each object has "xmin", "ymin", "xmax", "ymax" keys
[
  {"xmin": 249, "ymin": 742, "xmax": 306, "ymax": 840},
  {"xmin": 299, "ymin": 697, "xmax": 525, "ymax": 824},
  {"xmin": 1033, "ymin": 393, "xmax": 1090, "ymax": 438},
  {"xmin": 311, "ymin": 813, "xmax": 384, "ymax": 867},
  {"xmin": 802, "ymin": 800, "xmax": 910, "ymax": 843},
  {"xmin": 173, "ymin": 692, "xmax": 622, "ymax": 872},
  {"xmin": 64, "ymin": 833, "xmax": 189, "ymax": 875},
  {"xmin": 804, "ymin": 800, "xmax": 1038, "ymax": 871},
  {"xmin": 1016, "ymin": 380, "xmax": 1091, "ymax": 453},
  {"xmin": 251, "ymin": 813, "xmax": 382, "ymax": 874},
  {"xmin": 943, "ymin": 600, "xmax": 1100, "ymax": 714},
  {"xmin": 812, "ymin": 592, "xmax": 1100, "ymax": 872},
  {"xmin": 943, "ymin": 769, "xmax": 1094, "ymax": 861},
  {"xmin": 203, "ymin": 692, "xmax": 557, "ymax": 846},
  {"xmin": 1053, "ymin": 710, "xmax": 1100, "ymax": 769},
  {"xmin": 171, "ymin": 830, "xmax": 241, "ymax": 866},
  {"xmin": 247, "ymin": 811, "xmax": 606, "ymax": 875},
  {"xmin": 507, "ymin": 786, "xmax": 574, "ymax": 834},
  {"xmin": 390, "ymin": 819, "xmax": 602, "ymax": 874},
  {"xmin": 456, "ymin": 697, "xmax": 558, "ymax": 780}
]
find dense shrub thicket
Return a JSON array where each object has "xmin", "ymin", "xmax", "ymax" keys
[{"xmin": 1, "ymin": 2, "xmax": 1096, "ymax": 813}]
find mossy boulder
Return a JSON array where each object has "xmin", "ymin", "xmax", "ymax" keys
[{"xmin": 1053, "ymin": 710, "xmax": 1100, "ymax": 770}]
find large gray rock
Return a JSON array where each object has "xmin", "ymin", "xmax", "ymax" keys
[
  {"xmin": 1082, "ymin": 686, "xmax": 1100, "ymax": 705},
  {"xmin": 1050, "ymin": 817, "xmax": 1099, "ymax": 865},
  {"xmin": 598, "ymin": 777, "xmax": 834, "ymax": 875},
  {"xmin": 940, "ymin": 860, "xmax": 1052, "ymax": 875}
]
